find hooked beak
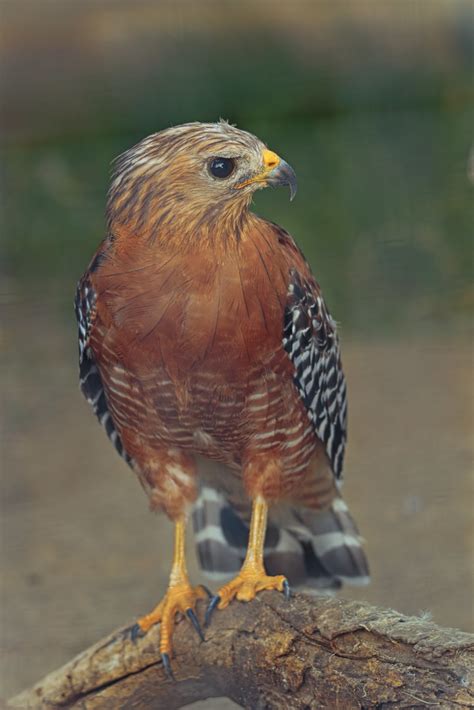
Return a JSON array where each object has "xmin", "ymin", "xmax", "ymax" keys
[
  {"xmin": 266, "ymin": 158, "xmax": 298, "ymax": 201},
  {"xmin": 236, "ymin": 148, "xmax": 297, "ymax": 201}
]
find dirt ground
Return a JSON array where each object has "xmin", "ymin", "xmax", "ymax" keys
[{"xmin": 1, "ymin": 308, "xmax": 473, "ymax": 704}]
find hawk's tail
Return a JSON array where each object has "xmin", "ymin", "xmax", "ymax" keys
[{"xmin": 192, "ymin": 486, "xmax": 370, "ymax": 591}]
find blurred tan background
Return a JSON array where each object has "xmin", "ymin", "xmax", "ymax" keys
[{"xmin": 1, "ymin": 0, "xmax": 473, "ymax": 703}]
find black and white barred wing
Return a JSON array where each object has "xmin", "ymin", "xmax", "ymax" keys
[
  {"xmin": 283, "ymin": 269, "xmax": 347, "ymax": 479},
  {"xmin": 74, "ymin": 276, "xmax": 130, "ymax": 464}
]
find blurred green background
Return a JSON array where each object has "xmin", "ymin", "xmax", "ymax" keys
[
  {"xmin": 3, "ymin": 0, "xmax": 473, "ymax": 330},
  {"xmin": 1, "ymin": 0, "xmax": 473, "ymax": 702}
]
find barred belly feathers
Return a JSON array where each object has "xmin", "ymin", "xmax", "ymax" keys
[{"xmin": 76, "ymin": 120, "xmax": 369, "ymax": 668}]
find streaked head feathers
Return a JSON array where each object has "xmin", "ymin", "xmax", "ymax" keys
[{"xmin": 107, "ymin": 121, "xmax": 296, "ymax": 239}]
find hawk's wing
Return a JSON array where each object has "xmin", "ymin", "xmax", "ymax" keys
[
  {"xmin": 74, "ymin": 273, "xmax": 131, "ymax": 464},
  {"xmin": 283, "ymin": 268, "xmax": 347, "ymax": 479}
]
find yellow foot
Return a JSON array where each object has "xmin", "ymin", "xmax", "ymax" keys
[
  {"xmin": 208, "ymin": 568, "xmax": 289, "ymax": 620},
  {"xmin": 131, "ymin": 583, "xmax": 209, "ymax": 674}
]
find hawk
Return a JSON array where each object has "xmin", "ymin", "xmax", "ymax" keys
[{"xmin": 75, "ymin": 121, "xmax": 369, "ymax": 674}]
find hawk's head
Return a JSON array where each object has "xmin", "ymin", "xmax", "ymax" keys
[{"xmin": 107, "ymin": 121, "xmax": 296, "ymax": 239}]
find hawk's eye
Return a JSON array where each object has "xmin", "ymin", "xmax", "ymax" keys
[{"xmin": 209, "ymin": 157, "xmax": 235, "ymax": 179}]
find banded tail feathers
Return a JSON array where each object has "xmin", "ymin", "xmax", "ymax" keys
[{"xmin": 192, "ymin": 485, "xmax": 369, "ymax": 591}]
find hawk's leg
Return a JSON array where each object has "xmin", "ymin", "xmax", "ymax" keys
[
  {"xmin": 133, "ymin": 517, "xmax": 208, "ymax": 674},
  {"xmin": 207, "ymin": 496, "xmax": 289, "ymax": 621}
]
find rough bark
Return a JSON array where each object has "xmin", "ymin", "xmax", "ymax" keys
[{"xmin": 8, "ymin": 593, "xmax": 474, "ymax": 709}]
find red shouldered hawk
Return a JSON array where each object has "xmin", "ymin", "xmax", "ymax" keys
[{"xmin": 75, "ymin": 121, "xmax": 369, "ymax": 675}]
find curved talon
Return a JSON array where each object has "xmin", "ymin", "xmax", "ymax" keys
[
  {"xmin": 205, "ymin": 595, "xmax": 221, "ymax": 627},
  {"xmin": 186, "ymin": 608, "xmax": 205, "ymax": 642},
  {"xmin": 130, "ymin": 622, "xmax": 145, "ymax": 642},
  {"xmin": 201, "ymin": 585, "xmax": 213, "ymax": 599},
  {"xmin": 283, "ymin": 579, "xmax": 291, "ymax": 600},
  {"xmin": 161, "ymin": 652, "xmax": 175, "ymax": 681}
]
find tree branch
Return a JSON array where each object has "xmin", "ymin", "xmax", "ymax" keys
[{"xmin": 8, "ymin": 593, "xmax": 474, "ymax": 709}]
